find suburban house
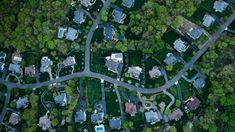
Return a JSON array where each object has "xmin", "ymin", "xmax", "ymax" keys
[
  {"xmin": 9, "ymin": 112, "xmax": 20, "ymax": 126},
  {"xmin": 63, "ymin": 56, "xmax": 76, "ymax": 67},
  {"xmin": 0, "ymin": 52, "xmax": 6, "ymax": 61},
  {"xmin": 109, "ymin": 117, "xmax": 121, "ymax": 129},
  {"xmin": 57, "ymin": 27, "xmax": 67, "ymax": 39},
  {"xmin": 0, "ymin": 62, "xmax": 4, "ymax": 71},
  {"xmin": 94, "ymin": 124, "xmax": 105, "ymax": 132},
  {"xmin": 40, "ymin": 56, "xmax": 53, "ymax": 72},
  {"xmin": 192, "ymin": 77, "xmax": 205, "ymax": 89},
  {"xmin": 213, "ymin": 0, "xmax": 229, "ymax": 13},
  {"xmin": 16, "ymin": 97, "xmax": 29, "ymax": 109},
  {"xmin": 164, "ymin": 53, "xmax": 178, "ymax": 66},
  {"xmin": 12, "ymin": 52, "xmax": 22, "ymax": 64},
  {"xmin": 104, "ymin": 23, "xmax": 115, "ymax": 40},
  {"xmin": 80, "ymin": 0, "xmax": 96, "ymax": 7},
  {"xmin": 54, "ymin": 92, "xmax": 71, "ymax": 107},
  {"xmin": 149, "ymin": 66, "xmax": 162, "ymax": 79},
  {"xmin": 105, "ymin": 53, "xmax": 123, "ymax": 74},
  {"xmin": 38, "ymin": 113, "xmax": 51, "ymax": 131},
  {"xmin": 73, "ymin": 9, "xmax": 86, "ymax": 24},
  {"xmin": 185, "ymin": 97, "xmax": 201, "ymax": 111},
  {"xmin": 122, "ymin": 0, "xmax": 135, "ymax": 8},
  {"xmin": 9, "ymin": 63, "xmax": 21, "ymax": 74},
  {"xmin": 125, "ymin": 101, "xmax": 137, "ymax": 116},
  {"xmin": 168, "ymin": 109, "xmax": 183, "ymax": 121},
  {"xmin": 202, "ymin": 14, "xmax": 215, "ymax": 27},
  {"xmin": 112, "ymin": 9, "xmax": 126, "ymax": 24},
  {"xmin": 187, "ymin": 27, "xmax": 203, "ymax": 40},
  {"xmin": 145, "ymin": 110, "xmax": 162, "ymax": 124},
  {"xmin": 65, "ymin": 27, "xmax": 79, "ymax": 41},
  {"xmin": 74, "ymin": 110, "xmax": 86, "ymax": 124},
  {"xmin": 128, "ymin": 66, "xmax": 142, "ymax": 80},
  {"xmin": 24, "ymin": 65, "xmax": 36, "ymax": 76},
  {"xmin": 91, "ymin": 110, "xmax": 104, "ymax": 124},
  {"xmin": 173, "ymin": 38, "xmax": 189, "ymax": 53}
]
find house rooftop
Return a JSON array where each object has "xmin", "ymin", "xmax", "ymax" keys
[
  {"xmin": 25, "ymin": 65, "xmax": 36, "ymax": 76},
  {"xmin": 12, "ymin": 52, "xmax": 22, "ymax": 64},
  {"xmin": 63, "ymin": 56, "xmax": 76, "ymax": 67},
  {"xmin": 193, "ymin": 78, "xmax": 205, "ymax": 89},
  {"xmin": 128, "ymin": 66, "xmax": 142, "ymax": 80},
  {"xmin": 125, "ymin": 101, "xmax": 137, "ymax": 116},
  {"xmin": 58, "ymin": 27, "xmax": 67, "ymax": 39},
  {"xmin": 213, "ymin": 0, "xmax": 229, "ymax": 13},
  {"xmin": 110, "ymin": 53, "xmax": 123, "ymax": 63},
  {"xmin": 73, "ymin": 10, "xmax": 86, "ymax": 24},
  {"xmin": 164, "ymin": 53, "xmax": 178, "ymax": 66},
  {"xmin": 112, "ymin": 9, "xmax": 126, "ymax": 24},
  {"xmin": 40, "ymin": 56, "xmax": 53, "ymax": 72},
  {"xmin": 203, "ymin": 14, "xmax": 215, "ymax": 27},
  {"xmin": 38, "ymin": 113, "xmax": 51, "ymax": 131},
  {"xmin": 149, "ymin": 66, "xmax": 162, "ymax": 79},
  {"xmin": 123, "ymin": 0, "xmax": 135, "ymax": 8},
  {"xmin": 9, "ymin": 113, "xmax": 20, "ymax": 126},
  {"xmin": 80, "ymin": 0, "xmax": 96, "ymax": 7},
  {"xmin": 104, "ymin": 23, "xmax": 115, "ymax": 40},
  {"xmin": 54, "ymin": 92, "xmax": 71, "ymax": 107},
  {"xmin": 95, "ymin": 124, "xmax": 105, "ymax": 132},
  {"xmin": 109, "ymin": 117, "xmax": 121, "ymax": 129},
  {"xmin": 65, "ymin": 27, "xmax": 79, "ymax": 41},
  {"xmin": 187, "ymin": 27, "xmax": 203, "ymax": 40},
  {"xmin": 186, "ymin": 97, "xmax": 201, "ymax": 111},
  {"xmin": 91, "ymin": 111, "xmax": 104, "ymax": 124},
  {"xmin": 16, "ymin": 97, "xmax": 29, "ymax": 109},
  {"xmin": 9, "ymin": 63, "xmax": 21, "ymax": 74},
  {"xmin": 105, "ymin": 59, "xmax": 123, "ymax": 74},
  {"xmin": 173, "ymin": 38, "xmax": 188, "ymax": 53},
  {"xmin": 75, "ymin": 111, "xmax": 86, "ymax": 123},
  {"xmin": 145, "ymin": 110, "xmax": 162, "ymax": 124},
  {"xmin": 169, "ymin": 109, "xmax": 183, "ymax": 121}
]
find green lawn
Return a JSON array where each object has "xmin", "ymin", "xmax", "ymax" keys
[
  {"xmin": 178, "ymin": 79, "xmax": 194, "ymax": 101},
  {"xmin": 184, "ymin": 68, "xmax": 198, "ymax": 80},
  {"xmin": 127, "ymin": 50, "xmax": 142, "ymax": 66},
  {"xmin": 0, "ymin": 84, "xmax": 7, "ymax": 93}
]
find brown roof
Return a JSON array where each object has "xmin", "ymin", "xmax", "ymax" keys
[
  {"xmin": 186, "ymin": 97, "xmax": 201, "ymax": 111},
  {"xmin": 169, "ymin": 109, "xmax": 183, "ymax": 121},
  {"xmin": 25, "ymin": 65, "xmax": 36, "ymax": 76},
  {"xmin": 125, "ymin": 102, "xmax": 136, "ymax": 116},
  {"xmin": 179, "ymin": 18, "xmax": 197, "ymax": 33}
]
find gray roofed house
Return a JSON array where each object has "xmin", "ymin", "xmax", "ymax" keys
[
  {"xmin": 104, "ymin": 23, "xmax": 115, "ymax": 40},
  {"xmin": 193, "ymin": 77, "xmax": 205, "ymax": 89},
  {"xmin": 80, "ymin": 0, "xmax": 96, "ymax": 7},
  {"xmin": 123, "ymin": 0, "xmax": 135, "ymax": 8},
  {"xmin": 58, "ymin": 27, "xmax": 67, "ymax": 39},
  {"xmin": 164, "ymin": 53, "xmax": 178, "ymax": 66},
  {"xmin": 38, "ymin": 113, "xmax": 51, "ymax": 131},
  {"xmin": 145, "ymin": 110, "xmax": 162, "ymax": 124},
  {"xmin": 9, "ymin": 113, "xmax": 20, "ymax": 126},
  {"xmin": 16, "ymin": 97, "xmax": 29, "ymax": 109},
  {"xmin": 0, "ymin": 52, "xmax": 6, "ymax": 61},
  {"xmin": 105, "ymin": 60, "xmax": 123, "ymax": 74},
  {"xmin": 128, "ymin": 66, "xmax": 142, "ymax": 80},
  {"xmin": 73, "ymin": 10, "xmax": 86, "ymax": 24},
  {"xmin": 112, "ymin": 9, "xmax": 126, "ymax": 24},
  {"xmin": 203, "ymin": 14, "xmax": 215, "ymax": 27},
  {"xmin": 213, "ymin": 0, "xmax": 229, "ymax": 13},
  {"xmin": 0, "ymin": 62, "xmax": 5, "ymax": 71},
  {"xmin": 109, "ymin": 117, "xmax": 121, "ymax": 129},
  {"xmin": 63, "ymin": 56, "xmax": 76, "ymax": 67},
  {"xmin": 110, "ymin": 53, "xmax": 123, "ymax": 63},
  {"xmin": 40, "ymin": 56, "xmax": 53, "ymax": 72},
  {"xmin": 9, "ymin": 63, "xmax": 21, "ymax": 74},
  {"xmin": 54, "ymin": 92, "xmax": 71, "ymax": 107},
  {"xmin": 65, "ymin": 27, "xmax": 79, "ymax": 41},
  {"xmin": 75, "ymin": 111, "xmax": 86, "ymax": 123},
  {"xmin": 187, "ymin": 27, "xmax": 203, "ymax": 40},
  {"xmin": 91, "ymin": 111, "xmax": 104, "ymax": 124},
  {"xmin": 149, "ymin": 66, "xmax": 162, "ymax": 79},
  {"xmin": 173, "ymin": 38, "xmax": 188, "ymax": 53}
]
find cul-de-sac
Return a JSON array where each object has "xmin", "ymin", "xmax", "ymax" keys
[{"xmin": 0, "ymin": 0, "xmax": 235, "ymax": 132}]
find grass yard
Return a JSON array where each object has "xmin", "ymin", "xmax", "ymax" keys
[
  {"xmin": 127, "ymin": 50, "xmax": 142, "ymax": 66},
  {"xmin": 84, "ymin": 78, "xmax": 102, "ymax": 108},
  {"xmin": 0, "ymin": 84, "xmax": 7, "ymax": 93},
  {"xmin": 167, "ymin": 63, "xmax": 184, "ymax": 80},
  {"xmin": 184, "ymin": 68, "xmax": 198, "ymax": 80},
  {"xmin": 182, "ymin": 47, "xmax": 196, "ymax": 62},
  {"xmin": 0, "ymin": 96, "xmax": 5, "ymax": 112},
  {"xmin": 178, "ymin": 79, "xmax": 194, "ymax": 101},
  {"xmin": 125, "ymin": 113, "xmax": 145, "ymax": 131}
]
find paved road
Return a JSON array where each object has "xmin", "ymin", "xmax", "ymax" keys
[
  {"xmin": 114, "ymin": 85, "xmax": 125, "ymax": 122},
  {"xmin": 0, "ymin": 88, "xmax": 11, "ymax": 122},
  {"xmin": 163, "ymin": 90, "xmax": 175, "ymax": 109},
  {"xmin": 84, "ymin": 0, "xmax": 111, "ymax": 72}
]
